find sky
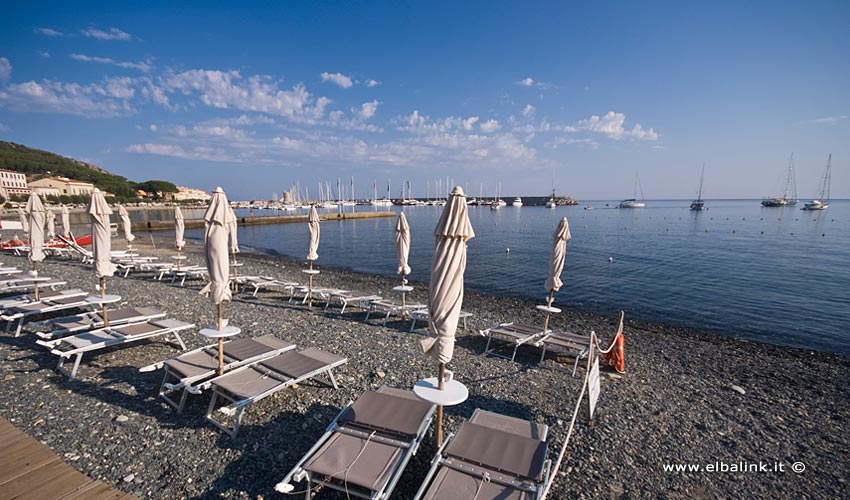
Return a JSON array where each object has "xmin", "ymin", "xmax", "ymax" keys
[{"xmin": 1, "ymin": 0, "xmax": 848, "ymax": 201}]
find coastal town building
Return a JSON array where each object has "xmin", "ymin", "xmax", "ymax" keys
[
  {"xmin": 0, "ymin": 169, "xmax": 31, "ymax": 199},
  {"xmin": 30, "ymin": 186, "xmax": 62, "ymax": 198},
  {"xmin": 165, "ymin": 186, "xmax": 212, "ymax": 202},
  {"xmin": 29, "ymin": 177, "xmax": 96, "ymax": 196}
]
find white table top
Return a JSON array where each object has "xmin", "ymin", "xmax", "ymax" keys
[
  {"xmin": 199, "ymin": 325, "xmax": 241, "ymax": 338},
  {"xmin": 85, "ymin": 294, "xmax": 122, "ymax": 305},
  {"xmin": 302, "ymin": 269, "xmax": 321, "ymax": 275},
  {"xmin": 171, "ymin": 255, "xmax": 188, "ymax": 260},
  {"xmin": 413, "ymin": 377, "xmax": 469, "ymax": 406},
  {"xmin": 536, "ymin": 305, "xmax": 562, "ymax": 314},
  {"xmin": 393, "ymin": 285, "xmax": 414, "ymax": 292}
]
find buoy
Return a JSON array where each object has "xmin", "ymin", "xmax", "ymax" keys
[
  {"xmin": 732, "ymin": 230, "xmax": 736, "ymax": 233},
  {"xmin": 609, "ymin": 257, "xmax": 614, "ymax": 263},
  {"xmin": 602, "ymin": 330, "xmax": 625, "ymax": 373},
  {"xmin": 506, "ymin": 248, "xmax": 510, "ymax": 253}
]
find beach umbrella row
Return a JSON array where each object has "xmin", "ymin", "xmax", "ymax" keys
[{"xmin": 200, "ymin": 187, "xmax": 234, "ymax": 373}]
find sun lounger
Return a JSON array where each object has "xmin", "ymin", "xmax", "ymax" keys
[
  {"xmin": 3, "ymin": 295, "xmax": 96, "ymax": 337},
  {"xmin": 139, "ymin": 335, "xmax": 296, "ymax": 413},
  {"xmin": 538, "ymin": 312, "xmax": 623, "ymax": 376},
  {"xmin": 0, "ymin": 267, "xmax": 22, "ymax": 276},
  {"xmin": 204, "ymin": 347, "xmax": 348, "ymax": 437},
  {"xmin": 276, "ymin": 387, "xmax": 436, "ymax": 498},
  {"xmin": 36, "ymin": 319, "xmax": 193, "ymax": 380},
  {"xmin": 0, "ymin": 288, "xmax": 87, "ymax": 312},
  {"xmin": 0, "ymin": 278, "xmax": 67, "ymax": 295},
  {"xmin": 409, "ymin": 309, "xmax": 472, "ymax": 333},
  {"xmin": 165, "ymin": 266, "xmax": 208, "ymax": 286},
  {"xmin": 325, "ymin": 290, "xmax": 383, "ymax": 314},
  {"xmin": 413, "ymin": 409, "xmax": 552, "ymax": 500},
  {"xmin": 365, "ymin": 299, "xmax": 427, "ymax": 326},
  {"xmin": 243, "ymin": 276, "xmax": 299, "ymax": 298},
  {"xmin": 535, "ymin": 331, "xmax": 591, "ymax": 376},
  {"xmin": 480, "ymin": 322, "xmax": 548, "ymax": 362},
  {"xmin": 292, "ymin": 285, "xmax": 348, "ymax": 305},
  {"xmin": 35, "ymin": 306, "xmax": 166, "ymax": 340},
  {"xmin": 56, "ymin": 235, "xmax": 94, "ymax": 263}
]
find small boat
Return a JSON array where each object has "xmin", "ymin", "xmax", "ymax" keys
[
  {"xmin": 512, "ymin": 197, "xmax": 523, "ymax": 207},
  {"xmin": 802, "ymin": 154, "xmax": 831, "ymax": 211},
  {"xmin": 762, "ymin": 154, "xmax": 798, "ymax": 207},
  {"xmin": 583, "ymin": 205, "xmax": 593, "ymax": 210},
  {"xmin": 619, "ymin": 172, "xmax": 646, "ymax": 208},
  {"xmin": 690, "ymin": 164, "xmax": 706, "ymax": 211}
]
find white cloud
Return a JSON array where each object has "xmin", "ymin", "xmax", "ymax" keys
[
  {"xmin": 462, "ymin": 116, "xmax": 479, "ymax": 131},
  {"xmin": 0, "ymin": 77, "xmax": 137, "ymax": 117},
  {"xmin": 320, "ymin": 72, "xmax": 353, "ymax": 89},
  {"xmin": 359, "ymin": 100, "xmax": 379, "ymax": 119},
  {"xmin": 522, "ymin": 104, "xmax": 535, "ymax": 117},
  {"xmin": 149, "ymin": 124, "xmax": 157, "ymax": 132},
  {"xmin": 366, "ymin": 79, "xmax": 380, "ymax": 87},
  {"xmin": 0, "ymin": 58, "xmax": 11, "ymax": 83},
  {"xmin": 806, "ymin": 115, "xmax": 847, "ymax": 125},
  {"xmin": 161, "ymin": 69, "xmax": 330, "ymax": 122},
  {"xmin": 37, "ymin": 51, "xmax": 51, "ymax": 58},
  {"xmin": 518, "ymin": 77, "xmax": 534, "ymax": 87},
  {"xmin": 0, "ymin": 122, "xmax": 9, "ymax": 132},
  {"xmin": 82, "ymin": 27, "xmax": 132, "ymax": 41},
  {"xmin": 35, "ymin": 27, "xmax": 63, "ymax": 37},
  {"xmin": 573, "ymin": 111, "xmax": 657, "ymax": 140},
  {"xmin": 480, "ymin": 119, "xmax": 500, "ymax": 133},
  {"xmin": 70, "ymin": 53, "xmax": 152, "ymax": 72}
]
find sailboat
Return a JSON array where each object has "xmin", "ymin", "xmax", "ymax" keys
[
  {"xmin": 546, "ymin": 168, "xmax": 557, "ymax": 208},
  {"xmin": 802, "ymin": 154, "xmax": 832, "ymax": 211},
  {"xmin": 761, "ymin": 154, "xmax": 798, "ymax": 207},
  {"xmin": 619, "ymin": 172, "xmax": 646, "ymax": 208},
  {"xmin": 690, "ymin": 164, "xmax": 706, "ymax": 210},
  {"xmin": 370, "ymin": 179, "xmax": 393, "ymax": 206}
]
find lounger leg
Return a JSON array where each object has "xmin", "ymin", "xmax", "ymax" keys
[
  {"xmin": 252, "ymin": 286, "xmax": 259, "ymax": 297},
  {"xmin": 170, "ymin": 332, "xmax": 187, "ymax": 351},
  {"xmin": 339, "ymin": 301, "xmax": 347, "ymax": 314},
  {"xmin": 483, "ymin": 333, "xmax": 493, "ymax": 355},
  {"xmin": 572, "ymin": 356, "xmax": 580, "ymax": 377},
  {"xmin": 69, "ymin": 353, "xmax": 83, "ymax": 380},
  {"xmin": 510, "ymin": 343, "xmax": 519, "ymax": 362},
  {"xmin": 538, "ymin": 343, "xmax": 548, "ymax": 367},
  {"xmin": 180, "ymin": 275, "xmax": 187, "ymax": 286},
  {"xmin": 383, "ymin": 310, "xmax": 391, "ymax": 326},
  {"xmin": 365, "ymin": 307, "xmax": 372, "ymax": 322},
  {"xmin": 14, "ymin": 318, "xmax": 24, "ymax": 337}
]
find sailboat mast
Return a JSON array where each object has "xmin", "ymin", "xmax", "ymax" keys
[
  {"xmin": 698, "ymin": 164, "xmax": 705, "ymax": 201},
  {"xmin": 825, "ymin": 154, "xmax": 832, "ymax": 203}
]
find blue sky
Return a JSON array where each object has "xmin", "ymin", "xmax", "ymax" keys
[{"xmin": 1, "ymin": 1, "xmax": 848, "ymax": 200}]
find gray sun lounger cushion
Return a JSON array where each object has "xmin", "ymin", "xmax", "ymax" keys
[
  {"xmin": 469, "ymin": 410, "xmax": 548, "ymax": 441},
  {"xmin": 50, "ymin": 307, "xmax": 162, "ymax": 330},
  {"xmin": 445, "ymin": 422, "xmax": 548, "ymax": 481},
  {"xmin": 9, "ymin": 295, "xmax": 86, "ymax": 313},
  {"xmin": 339, "ymin": 390, "xmax": 435, "ymax": 438},
  {"xmin": 302, "ymin": 433, "xmax": 404, "ymax": 491},
  {"xmin": 213, "ymin": 349, "xmax": 342, "ymax": 400},
  {"xmin": 420, "ymin": 467, "xmax": 537, "ymax": 500},
  {"xmin": 163, "ymin": 336, "xmax": 294, "ymax": 379},
  {"xmin": 63, "ymin": 320, "xmax": 189, "ymax": 349}
]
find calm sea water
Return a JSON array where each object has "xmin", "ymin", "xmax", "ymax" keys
[{"xmin": 158, "ymin": 201, "xmax": 846, "ymax": 354}]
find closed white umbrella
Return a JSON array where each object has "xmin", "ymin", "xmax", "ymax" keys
[
  {"xmin": 46, "ymin": 207, "xmax": 56, "ymax": 240},
  {"xmin": 174, "ymin": 206, "xmax": 186, "ymax": 270},
  {"xmin": 199, "ymin": 187, "xmax": 234, "ymax": 373},
  {"xmin": 88, "ymin": 189, "xmax": 116, "ymax": 325},
  {"xmin": 306, "ymin": 205, "xmax": 320, "ymax": 306},
  {"xmin": 117, "ymin": 205, "xmax": 135, "ymax": 244},
  {"xmin": 395, "ymin": 212, "xmax": 412, "ymax": 316},
  {"xmin": 420, "ymin": 186, "xmax": 474, "ymax": 445},
  {"xmin": 543, "ymin": 217, "xmax": 571, "ymax": 332},
  {"xmin": 60, "ymin": 205, "xmax": 71, "ymax": 238},
  {"xmin": 26, "ymin": 193, "xmax": 47, "ymax": 300}
]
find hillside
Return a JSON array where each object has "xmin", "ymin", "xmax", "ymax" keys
[{"xmin": 0, "ymin": 142, "xmax": 172, "ymax": 201}]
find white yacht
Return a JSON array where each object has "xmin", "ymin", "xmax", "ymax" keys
[
  {"xmin": 802, "ymin": 154, "xmax": 831, "ymax": 211},
  {"xmin": 619, "ymin": 172, "xmax": 646, "ymax": 208},
  {"xmin": 512, "ymin": 197, "xmax": 523, "ymax": 207}
]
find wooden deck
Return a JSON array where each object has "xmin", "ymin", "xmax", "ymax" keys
[{"xmin": 0, "ymin": 418, "xmax": 137, "ymax": 500}]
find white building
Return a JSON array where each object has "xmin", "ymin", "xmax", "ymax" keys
[
  {"xmin": 0, "ymin": 169, "xmax": 30, "ymax": 199},
  {"xmin": 29, "ymin": 177, "xmax": 96, "ymax": 197},
  {"xmin": 167, "ymin": 186, "xmax": 212, "ymax": 202}
]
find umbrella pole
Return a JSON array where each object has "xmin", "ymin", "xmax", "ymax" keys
[
  {"xmin": 176, "ymin": 249, "xmax": 181, "ymax": 271},
  {"xmin": 308, "ymin": 261, "xmax": 314, "ymax": 307},
  {"xmin": 231, "ymin": 252, "xmax": 238, "ymax": 292},
  {"xmin": 33, "ymin": 261, "xmax": 39, "ymax": 301},
  {"xmin": 543, "ymin": 290, "xmax": 554, "ymax": 333},
  {"xmin": 100, "ymin": 277, "xmax": 109, "ymax": 327},
  {"xmin": 436, "ymin": 362, "xmax": 445, "ymax": 446},
  {"xmin": 401, "ymin": 274, "xmax": 406, "ymax": 319},
  {"xmin": 217, "ymin": 303, "xmax": 224, "ymax": 374}
]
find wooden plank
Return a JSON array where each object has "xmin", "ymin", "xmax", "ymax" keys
[{"xmin": 0, "ymin": 418, "xmax": 137, "ymax": 500}]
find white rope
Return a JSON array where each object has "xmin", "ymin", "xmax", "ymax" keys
[
  {"xmin": 540, "ymin": 333, "xmax": 593, "ymax": 500},
  {"xmin": 471, "ymin": 471, "xmax": 491, "ymax": 500}
]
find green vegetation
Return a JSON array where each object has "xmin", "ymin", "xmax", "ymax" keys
[{"xmin": 0, "ymin": 141, "xmax": 177, "ymax": 201}]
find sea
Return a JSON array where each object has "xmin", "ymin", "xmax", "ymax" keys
[{"xmin": 131, "ymin": 200, "xmax": 850, "ymax": 354}]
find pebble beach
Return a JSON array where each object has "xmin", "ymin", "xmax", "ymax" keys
[{"xmin": 1, "ymin": 238, "xmax": 848, "ymax": 499}]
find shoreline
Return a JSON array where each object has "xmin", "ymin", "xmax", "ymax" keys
[{"xmin": 0, "ymin": 239, "xmax": 847, "ymax": 499}]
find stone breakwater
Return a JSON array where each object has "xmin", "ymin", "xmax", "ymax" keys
[{"xmin": 0, "ymin": 239, "xmax": 847, "ymax": 499}]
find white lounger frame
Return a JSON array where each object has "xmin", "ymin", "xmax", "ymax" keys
[
  {"xmin": 37, "ymin": 320, "xmax": 193, "ymax": 380},
  {"xmin": 365, "ymin": 300, "xmax": 427, "ymax": 326},
  {"xmin": 3, "ymin": 296, "xmax": 95, "ymax": 337},
  {"xmin": 480, "ymin": 322, "xmax": 548, "ymax": 362}
]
